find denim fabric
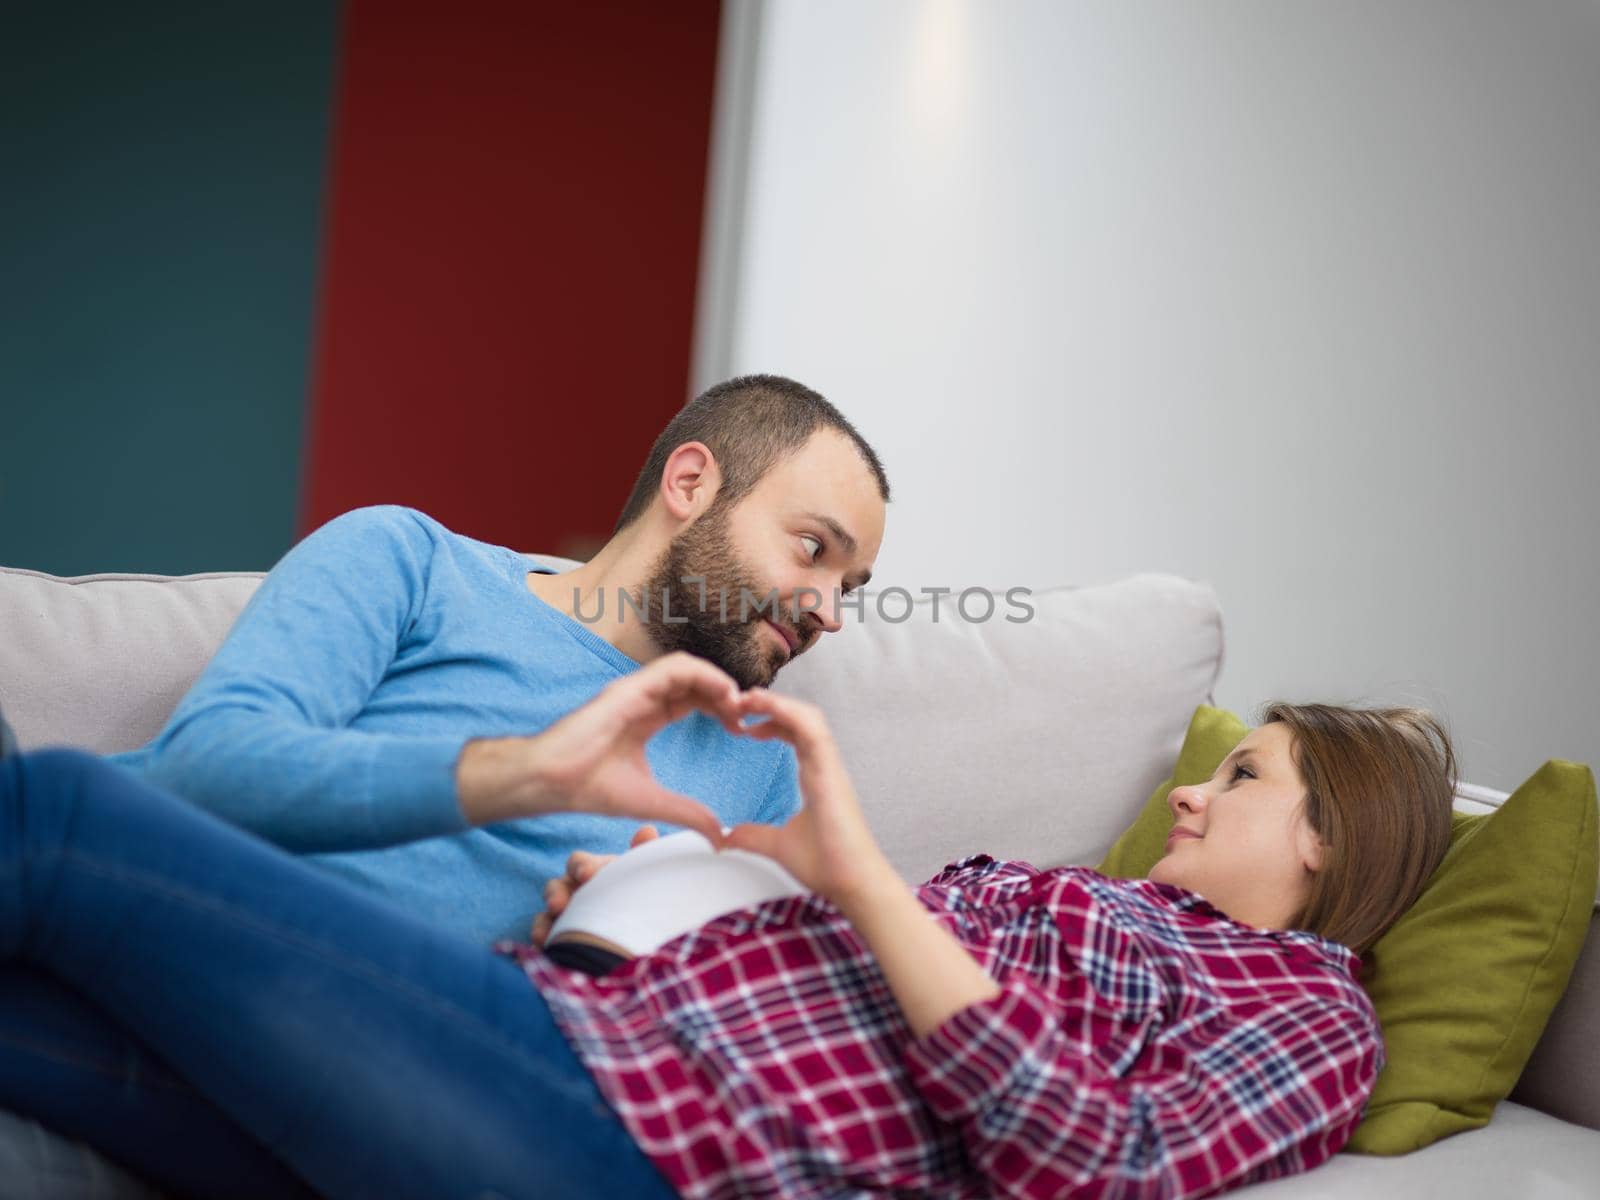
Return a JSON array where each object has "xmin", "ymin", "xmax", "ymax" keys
[
  {"xmin": 0, "ymin": 751, "xmax": 676, "ymax": 1200},
  {"xmin": 0, "ymin": 963, "xmax": 305, "ymax": 1198}
]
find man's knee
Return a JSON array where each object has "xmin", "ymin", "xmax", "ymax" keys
[
  {"xmin": 24, "ymin": 747, "xmax": 112, "ymax": 780},
  {"xmin": 7, "ymin": 749, "xmax": 124, "ymax": 805}
]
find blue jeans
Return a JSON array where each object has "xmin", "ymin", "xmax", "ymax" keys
[{"xmin": 0, "ymin": 750, "xmax": 677, "ymax": 1200}]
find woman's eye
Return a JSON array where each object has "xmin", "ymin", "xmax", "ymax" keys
[
  {"xmin": 1231, "ymin": 765, "xmax": 1255, "ymax": 782},
  {"xmin": 799, "ymin": 535, "xmax": 823, "ymax": 561}
]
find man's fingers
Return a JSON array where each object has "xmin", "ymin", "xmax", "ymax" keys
[
  {"xmin": 647, "ymin": 654, "xmax": 747, "ymax": 731},
  {"xmin": 624, "ymin": 787, "xmax": 724, "ymax": 847},
  {"xmin": 639, "ymin": 653, "xmax": 739, "ymax": 712},
  {"xmin": 604, "ymin": 654, "xmax": 748, "ymax": 748},
  {"xmin": 530, "ymin": 912, "xmax": 553, "ymax": 946}
]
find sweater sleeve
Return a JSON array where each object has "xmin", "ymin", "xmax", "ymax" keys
[
  {"xmin": 902, "ymin": 975, "xmax": 1381, "ymax": 1199},
  {"xmin": 126, "ymin": 506, "xmax": 470, "ymax": 852}
]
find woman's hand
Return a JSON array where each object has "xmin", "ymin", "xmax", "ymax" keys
[
  {"xmin": 455, "ymin": 652, "xmax": 743, "ymax": 843},
  {"xmin": 722, "ymin": 689, "xmax": 897, "ymax": 906},
  {"xmin": 530, "ymin": 824, "xmax": 660, "ymax": 946},
  {"xmin": 728, "ymin": 688, "xmax": 1000, "ymax": 1036}
]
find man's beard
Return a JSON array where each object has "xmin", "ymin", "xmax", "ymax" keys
[{"xmin": 638, "ymin": 509, "xmax": 809, "ymax": 689}]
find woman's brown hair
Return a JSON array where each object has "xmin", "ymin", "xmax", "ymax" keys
[{"xmin": 1260, "ymin": 703, "xmax": 1456, "ymax": 959}]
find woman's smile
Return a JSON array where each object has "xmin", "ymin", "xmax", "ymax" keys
[{"xmin": 1165, "ymin": 826, "xmax": 1202, "ymax": 849}]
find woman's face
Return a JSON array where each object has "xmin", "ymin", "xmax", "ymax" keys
[{"xmin": 1145, "ymin": 722, "xmax": 1324, "ymax": 931}]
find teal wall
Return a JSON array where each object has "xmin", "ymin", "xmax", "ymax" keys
[{"xmin": 0, "ymin": 3, "xmax": 339, "ymax": 575}]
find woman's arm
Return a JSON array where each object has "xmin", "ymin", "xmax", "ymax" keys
[
  {"xmin": 903, "ymin": 977, "xmax": 1381, "ymax": 1198},
  {"xmin": 723, "ymin": 689, "xmax": 999, "ymax": 1037},
  {"xmin": 725, "ymin": 689, "xmax": 1381, "ymax": 1196},
  {"xmin": 832, "ymin": 862, "xmax": 1001, "ymax": 1037}
]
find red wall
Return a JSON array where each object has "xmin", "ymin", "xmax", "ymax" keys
[{"xmin": 303, "ymin": 0, "xmax": 722, "ymax": 557}]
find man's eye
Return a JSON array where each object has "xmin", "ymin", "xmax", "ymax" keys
[{"xmin": 799, "ymin": 535, "xmax": 823, "ymax": 560}]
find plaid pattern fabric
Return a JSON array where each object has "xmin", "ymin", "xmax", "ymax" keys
[{"xmin": 499, "ymin": 857, "xmax": 1381, "ymax": 1199}]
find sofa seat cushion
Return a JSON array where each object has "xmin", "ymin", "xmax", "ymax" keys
[{"xmin": 1232, "ymin": 1102, "xmax": 1600, "ymax": 1198}]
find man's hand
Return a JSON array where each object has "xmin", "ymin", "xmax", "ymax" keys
[
  {"xmin": 455, "ymin": 652, "xmax": 743, "ymax": 841},
  {"xmin": 721, "ymin": 688, "xmax": 897, "ymax": 908},
  {"xmin": 530, "ymin": 825, "xmax": 660, "ymax": 946}
]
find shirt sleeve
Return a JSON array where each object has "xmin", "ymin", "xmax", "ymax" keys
[
  {"xmin": 919, "ymin": 856, "xmax": 1047, "ymax": 904},
  {"xmin": 902, "ymin": 974, "xmax": 1381, "ymax": 1199},
  {"xmin": 122, "ymin": 506, "xmax": 470, "ymax": 852}
]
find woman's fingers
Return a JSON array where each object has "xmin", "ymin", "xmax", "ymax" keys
[
  {"xmin": 543, "ymin": 875, "xmax": 573, "ymax": 912},
  {"xmin": 722, "ymin": 821, "xmax": 786, "ymax": 863},
  {"xmin": 629, "ymin": 824, "xmax": 661, "ymax": 848},
  {"xmin": 736, "ymin": 690, "xmax": 839, "ymax": 766},
  {"xmin": 737, "ymin": 689, "xmax": 803, "ymax": 736},
  {"xmin": 567, "ymin": 848, "xmax": 632, "ymax": 889}
]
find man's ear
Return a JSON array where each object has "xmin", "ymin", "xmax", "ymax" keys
[{"xmin": 657, "ymin": 442, "xmax": 721, "ymax": 521}]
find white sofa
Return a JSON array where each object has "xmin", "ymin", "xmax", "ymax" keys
[{"xmin": 1, "ymin": 562, "xmax": 1597, "ymax": 1198}]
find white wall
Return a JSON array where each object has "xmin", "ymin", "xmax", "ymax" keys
[{"xmin": 701, "ymin": 0, "xmax": 1600, "ymax": 791}]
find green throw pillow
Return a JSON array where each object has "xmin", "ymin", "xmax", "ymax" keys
[{"xmin": 1097, "ymin": 704, "xmax": 1599, "ymax": 1155}]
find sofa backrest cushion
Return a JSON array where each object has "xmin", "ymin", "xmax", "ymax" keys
[
  {"xmin": 0, "ymin": 567, "xmax": 267, "ymax": 755},
  {"xmin": 773, "ymin": 574, "xmax": 1225, "ymax": 881}
]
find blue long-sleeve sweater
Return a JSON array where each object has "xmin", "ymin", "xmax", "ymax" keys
[{"xmin": 110, "ymin": 506, "xmax": 800, "ymax": 943}]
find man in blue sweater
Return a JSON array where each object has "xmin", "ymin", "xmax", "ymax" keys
[
  {"xmin": 0, "ymin": 374, "xmax": 888, "ymax": 1197},
  {"xmin": 113, "ymin": 373, "xmax": 888, "ymax": 943}
]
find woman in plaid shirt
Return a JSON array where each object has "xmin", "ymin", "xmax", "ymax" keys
[{"xmin": 0, "ymin": 655, "xmax": 1454, "ymax": 1200}]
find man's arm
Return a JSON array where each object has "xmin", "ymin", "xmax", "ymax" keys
[
  {"xmin": 138, "ymin": 502, "xmax": 743, "ymax": 854},
  {"xmin": 131, "ymin": 507, "xmax": 467, "ymax": 851}
]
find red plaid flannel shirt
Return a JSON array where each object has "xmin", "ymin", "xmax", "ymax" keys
[{"xmin": 499, "ymin": 856, "xmax": 1381, "ymax": 1199}]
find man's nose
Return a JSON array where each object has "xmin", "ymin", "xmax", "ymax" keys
[
  {"xmin": 811, "ymin": 600, "xmax": 844, "ymax": 636},
  {"xmin": 794, "ymin": 585, "xmax": 845, "ymax": 636}
]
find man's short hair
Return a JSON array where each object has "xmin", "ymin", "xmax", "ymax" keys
[{"xmin": 613, "ymin": 374, "xmax": 890, "ymax": 534}]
